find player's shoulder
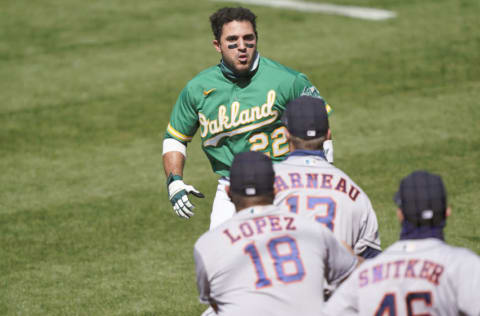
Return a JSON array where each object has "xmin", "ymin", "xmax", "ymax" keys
[
  {"xmin": 442, "ymin": 242, "xmax": 480, "ymax": 263},
  {"xmin": 194, "ymin": 224, "xmax": 222, "ymax": 252},
  {"xmin": 281, "ymin": 209, "xmax": 337, "ymax": 238},
  {"xmin": 260, "ymin": 56, "xmax": 306, "ymax": 78},
  {"xmin": 274, "ymin": 156, "xmax": 366, "ymax": 190},
  {"xmin": 384, "ymin": 239, "xmax": 479, "ymax": 260},
  {"xmin": 184, "ymin": 65, "xmax": 223, "ymax": 89},
  {"xmin": 193, "ymin": 230, "xmax": 210, "ymax": 251},
  {"xmin": 260, "ymin": 206, "xmax": 333, "ymax": 235},
  {"xmin": 328, "ymin": 164, "xmax": 364, "ymax": 187}
]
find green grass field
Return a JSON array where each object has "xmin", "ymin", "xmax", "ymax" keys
[{"xmin": 1, "ymin": 0, "xmax": 479, "ymax": 314}]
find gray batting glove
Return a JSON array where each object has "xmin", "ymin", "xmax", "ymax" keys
[{"xmin": 167, "ymin": 174, "xmax": 204, "ymax": 219}]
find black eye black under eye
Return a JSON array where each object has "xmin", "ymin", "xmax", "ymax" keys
[{"xmin": 227, "ymin": 43, "xmax": 254, "ymax": 49}]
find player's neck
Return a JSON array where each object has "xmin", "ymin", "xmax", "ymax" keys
[
  {"xmin": 288, "ymin": 149, "xmax": 326, "ymax": 159},
  {"xmin": 399, "ymin": 220, "xmax": 445, "ymax": 241},
  {"xmin": 234, "ymin": 198, "xmax": 273, "ymax": 213},
  {"xmin": 220, "ymin": 52, "xmax": 260, "ymax": 80}
]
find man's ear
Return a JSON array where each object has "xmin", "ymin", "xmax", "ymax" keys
[
  {"xmin": 396, "ymin": 208, "xmax": 404, "ymax": 222},
  {"xmin": 285, "ymin": 129, "xmax": 291, "ymax": 142},
  {"xmin": 285, "ymin": 129, "xmax": 294, "ymax": 151},
  {"xmin": 226, "ymin": 185, "xmax": 231, "ymax": 199},
  {"xmin": 213, "ymin": 39, "xmax": 221, "ymax": 53},
  {"xmin": 446, "ymin": 207, "xmax": 452, "ymax": 218},
  {"xmin": 327, "ymin": 128, "xmax": 332, "ymax": 140}
]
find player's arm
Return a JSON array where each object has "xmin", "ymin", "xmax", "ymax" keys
[
  {"xmin": 194, "ymin": 247, "xmax": 216, "ymax": 308},
  {"xmin": 163, "ymin": 138, "xmax": 186, "ymax": 177},
  {"xmin": 163, "ymin": 137, "xmax": 204, "ymax": 219},
  {"xmin": 322, "ymin": 270, "xmax": 359, "ymax": 315},
  {"xmin": 456, "ymin": 249, "xmax": 480, "ymax": 316},
  {"xmin": 340, "ymin": 240, "xmax": 365, "ymax": 265},
  {"xmin": 359, "ymin": 246, "xmax": 381, "ymax": 259},
  {"xmin": 163, "ymin": 86, "xmax": 204, "ymax": 219},
  {"xmin": 354, "ymin": 196, "xmax": 382, "ymax": 258},
  {"xmin": 322, "ymin": 227, "xmax": 358, "ymax": 286}
]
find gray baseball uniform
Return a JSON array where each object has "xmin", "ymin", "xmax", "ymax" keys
[
  {"xmin": 323, "ymin": 238, "xmax": 480, "ymax": 316},
  {"xmin": 273, "ymin": 151, "xmax": 381, "ymax": 256},
  {"xmin": 194, "ymin": 204, "xmax": 358, "ymax": 316}
]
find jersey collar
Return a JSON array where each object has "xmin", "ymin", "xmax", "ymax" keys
[
  {"xmin": 388, "ymin": 238, "xmax": 445, "ymax": 253},
  {"xmin": 287, "ymin": 149, "xmax": 327, "ymax": 160},
  {"xmin": 236, "ymin": 204, "xmax": 278, "ymax": 218}
]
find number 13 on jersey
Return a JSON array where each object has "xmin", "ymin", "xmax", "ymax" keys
[{"xmin": 285, "ymin": 195, "xmax": 336, "ymax": 231}]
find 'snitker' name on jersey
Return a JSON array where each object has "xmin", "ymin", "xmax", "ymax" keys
[{"xmin": 358, "ymin": 258, "xmax": 444, "ymax": 287}]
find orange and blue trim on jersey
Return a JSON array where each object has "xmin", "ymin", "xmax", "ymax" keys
[{"xmin": 167, "ymin": 123, "xmax": 193, "ymax": 142}]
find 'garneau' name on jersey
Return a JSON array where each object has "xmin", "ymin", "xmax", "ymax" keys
[
  {"xmin": 275, "ymin": 173, "xmax": 361, "ymax": 202},
  {"xmin": 223, "ymin": 214, "xmax": 296, "ymax": 244},
  {"xmin": 199, "ymin": 90, "xmax": 278, "ymax": 145},
  {"xmin": 358, "ymin": 259, "xmax": 445, "ymax": 287}
]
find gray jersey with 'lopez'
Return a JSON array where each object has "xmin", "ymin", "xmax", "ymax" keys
[
  {"xmin": 273, "ymin": 152, "xmax": 381, "ymax": 255},
  {"xmin": 323, "ymin": 238, "xmax": 480, "ymax": 316},
  {"xmin": 194, "ymin": 205, "xmax": 357, "ymax": 316}
]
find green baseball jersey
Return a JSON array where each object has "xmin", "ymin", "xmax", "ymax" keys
[{"xmin": 166, "ymin": 55, "xmax": 331, "ymax": 177}]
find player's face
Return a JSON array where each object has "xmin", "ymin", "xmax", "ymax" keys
[{"xmin": 214, "ymin": 20, "xmax": 257, "ymax": 75}]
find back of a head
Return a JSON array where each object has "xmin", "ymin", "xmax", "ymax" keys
[
  {"xmin": 283, "ymin": 96, "xmax": 329, "ymax": 150},
  {"xmin": 209, "ymin": 7, "xmax": 257, "ymax": 41},
  {"xmin": 394, "ymin": 170, "xmax": 447, "ymax": 227},
  {"xmin": 229, "ymin": 151, "xmax": 274, "ymax": 208}
]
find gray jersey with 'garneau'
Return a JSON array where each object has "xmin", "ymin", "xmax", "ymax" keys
[
  {"xmin": 194, "ymin": 205, "xmax": 357, "ymax": 316},
  {"xmin": 273, "ymin": 152, "xmax": 381, "ymax": 255},
  {"xmin": 323, "ymin": 238, "xmax": 480, "ymax": 316}
]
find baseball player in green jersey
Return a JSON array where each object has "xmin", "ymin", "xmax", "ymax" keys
[{"xmin": 163, "ymin": 7, "xmax": 333, "ymax": 229}]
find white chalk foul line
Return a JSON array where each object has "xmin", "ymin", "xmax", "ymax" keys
[{"xmin": 213, "ymin": 0, "xmax": 396, "ymax": 21}]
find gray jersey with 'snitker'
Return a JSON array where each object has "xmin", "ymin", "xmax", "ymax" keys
[
  {"xmin": 273, "ymin": 154, "xmax": 381, "ymax": 255},
  {"xmin": 194, "ymin": 205, "xmax": 357, "ymax": 316},
  {"xmin": 323, "ymin": 238, "xmax": 480, "ymax": 316}
]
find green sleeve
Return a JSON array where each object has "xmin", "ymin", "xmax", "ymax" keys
[
  {"xmin": 292, "ymin": 73, "xmax": 333, "ymax": 116},
  {"xmin": 166, "ymin": 85, "xmax": 199, "ymax": 143}
]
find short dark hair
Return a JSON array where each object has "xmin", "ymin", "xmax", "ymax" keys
[
  {"xmin": 209, "ymin": 7, "xmax": 258, "ymax": 42},
  {"xmin": 289, "ymin": 134, "xmax": 327, "ymax": 151}
]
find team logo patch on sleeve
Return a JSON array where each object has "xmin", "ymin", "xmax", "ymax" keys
[
  {"xmin": 301, "ymin": 86, "xmax": 333, "ymax": 116},
  {"xmin": 301, "ymin": 86, "xmax": 321, "ymax": 97}
]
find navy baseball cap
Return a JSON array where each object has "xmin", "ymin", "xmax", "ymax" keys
[
  {"xmin": 283, "ymin": 96, "xmax": 329, "ymax": 140},
  {"xmin": 230, "ymin": 151, "xmax": 274, "ymax": 196},
  {"xmin": 394, "ymin": 171, "xmax": 447, "ymax": 227}
]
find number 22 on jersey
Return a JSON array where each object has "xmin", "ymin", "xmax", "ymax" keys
[
  {"xmin": 244, "ymin": 235, "xmax": 305, "ymax": 289},
  {"xmin": 249, "ymin": 126, "xmax": 289, "ymax": 158}
]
